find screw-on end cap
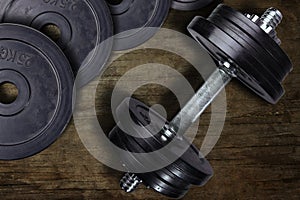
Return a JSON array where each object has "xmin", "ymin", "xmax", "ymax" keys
[
  {"xmin": 260, "ymin": 7, "xmax": 283, "ymax": 30},
  {"xmin": 120, "ymin": 173, "xmax": 142, "ymax": 193}
]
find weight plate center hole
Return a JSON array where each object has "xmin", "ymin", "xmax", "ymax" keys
[
  {"xmin": 41, "ymin": 24, "xmax": 61, "ymax": 42},
  {"xmin": 0, "ymin": 82, "xmax": 19, "ymax": 104},
  {"xmin": 107, "ymin": 0, "xmax": 123, "ymax": 5}
]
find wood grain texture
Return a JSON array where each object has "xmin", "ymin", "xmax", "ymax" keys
[{"xmin": 0, "ymin": 0, "xmax": 299, "ymax": 199}]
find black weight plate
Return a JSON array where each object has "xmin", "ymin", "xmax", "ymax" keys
[
  {"xmin": 214, "ymin": 5, "xmax": 292, "ymax": 79},
  {"xmin": 113, "ymin": 125, "xmax": 169, "ymax": 174},
  {"xmin": 208, "ymin": 13, "xmax": 286, "ymax": 82},
  {"xmin": 0, "ymin": 0, "xmax": 113, "ymax": 87},
  {"xmin": 110, "ymin": 124, "xmax": 170, "ymax": 173},
  {"xmin": 106, "ymin": 0, "xmax": 171, "ymax": 51},
  {"xmin": 118, "ymin": 130, "xmax": 189, "ymax": 198},
  {"xmin": 130, "ymin": 129, "xmax": 212, "ymax": 186},
  {"xmin": 154, "ymin": 167, "xmax": 191, "ymax": 190},
  {"xmin": 188, "ymin": 17, "xmax": 284, "ymax": 104},
  {"xmin": 115, "ymin": 98, "xmax": 169, "ymax": 151},
  {"xmin": 109, "ymin": 126, "xmax": 128, "ymax": 151},
  {"xmin": 115, "ymin": 98, "xmax": 213, "ymax": 185},
  {"xmin": 118, "ymin": 131, "xmax": 191, "ymax": 191},
  {"xmin": 115, "ymin": 127, "xmax": 211, "ymax": 186},
  {"xmin": 109, "ymin": 126, "xmax": 148, "ymax": 171},
  {"xmin": 108, "ymin": 126, "xmax": 156, "ymax": 172},
  {"xmin": 112, "ymin": 121, "xmax": 207, "ymax": 186},
  {"xmin": 109, "ymin": 126, "xmax": 190, "ymax": 198},
  {"xmin": 173, "ymin": 145, "xmax": 213, "ymax": 186},
  {"xmin": 172, "ymin": 0, "xmax": 213, "ymax": 11},
  {"xmin": 118, "ymin": 130, "xmax": 191, "ymax": 190},
  {"xmin": 139, "ymin": 172, "xmax": 189, "ymax": 199},
  {"xmin": 0, "ymin": 24, "xmax": 73, "ymax": 160},
  {"xmin": 116, "ymin": 127, "xmax": 162, "ymax": 169}
]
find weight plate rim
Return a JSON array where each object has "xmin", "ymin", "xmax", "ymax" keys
[
  {"xmin": 119, "ymin": 133, "xmax": 189, "ymax": 198},
  {"xmin": 188, "ymin": 17, "xmax": 284, "ymax": 103},
  {"xmin": 108, "ymin": 126, "xmax": 148, "ymax": 171},
  {"xmin": 110, "ymin": 0, "xmax": 171, "ymax": 51},
  {"xmin": 216, "ymin": 4, "xmax": 292, "ymax": 75},
  {"xmin": 139, "ymin": 172, "xmax": 188, "ymax": 199},
  {"xmin": 171, "ymin": 0, "xmax": 213, "ymax": 11},
  {"xmin": 209, "ymin": 12, "xmax": 287, "ymax": 82},
  {"xmin": 109, "ymin": 127, "xmax": 189, "ymax": 197},
  {"xmin": 0, "ymin": 23, "xmax": 74, "ymax": 160},
  {"xmin": 174, "ymin": 144, "xmax": 213, "ymax": 184},
  {"xmin": 75, "ymin": 0, "xmax": 114, "ymax": 87},
  {"xmin": 130, "ymin": 129, "xmax": 213, "ymax": 186},
  {"xmin": 121, "ymin": 130, "xmax": 193, "ymax": 190},
  {"xmin": 120, "ymin": 132, "xmax": 191, "ymax": 191}
]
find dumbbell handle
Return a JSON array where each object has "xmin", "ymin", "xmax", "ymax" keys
[{"xmin": 169, "ymin": 66, "xmax": 232, "ymax": 135}]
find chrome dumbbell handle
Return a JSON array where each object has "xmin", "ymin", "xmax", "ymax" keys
[{"xmin": 170, "ymin": 65, "xmax": 232, "ymax": 136}]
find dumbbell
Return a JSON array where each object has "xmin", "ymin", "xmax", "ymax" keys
[{"xmin": 109, "ymin": 4, "xmax": 292, "ymax": 198}]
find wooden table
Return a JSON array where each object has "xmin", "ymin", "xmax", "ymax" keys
[{"xmin": 0, "ymin": 0, "xmax": 299, "ymax": 199}]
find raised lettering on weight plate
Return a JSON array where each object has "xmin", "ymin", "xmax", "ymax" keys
[
  {"xmin": 42, "ymin": 0, "xmax": 78, "ymax": 10},
  {"xmin": 0, "ymin": 46, "xmax": 34, "ymax": 67}
]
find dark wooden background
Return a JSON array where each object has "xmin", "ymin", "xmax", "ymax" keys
[{"xmin": 0, "ymin": 0, "xmax": 299, "ymax": 199}]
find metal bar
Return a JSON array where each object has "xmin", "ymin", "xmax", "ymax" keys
[{"xmin": 169, "ymin": 67, "xmax": 232, "ymax": 135}]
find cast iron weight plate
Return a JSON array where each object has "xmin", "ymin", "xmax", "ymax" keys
[
  {"xmin": 208, "ymin": 13, "xmax": 287, "ymax": 82},
  {"xmin": 0, "ymin": 0, "xmax": 113, "ymax": 87},
  {"xmin": 214, "ymin": 5, "xmax": 292, "ymax": 80},
  {"xmin": 110, "ymin": 128, "xmax": 190, "ymax": 199},
  {"xmin": 187, "ymin": 5, "xmax": 292, "ymax": 104},
  {"xmin": 109, "ymin": 98, "xmax": 213, "ymax": 198},
  {"xmin": 0, "ymin": 24, "xmax": 74, "ymax": 160},
  {"xmin": 118, "ymin": 98, "xmax": 213, "ymax": 184},
  {"xmin": 106, "ymin": 0, "xmax": 171, "ymax": 51},
  {"xmin": 172, "ymin": 0, "xmax": 213, "ymax": 11}
]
